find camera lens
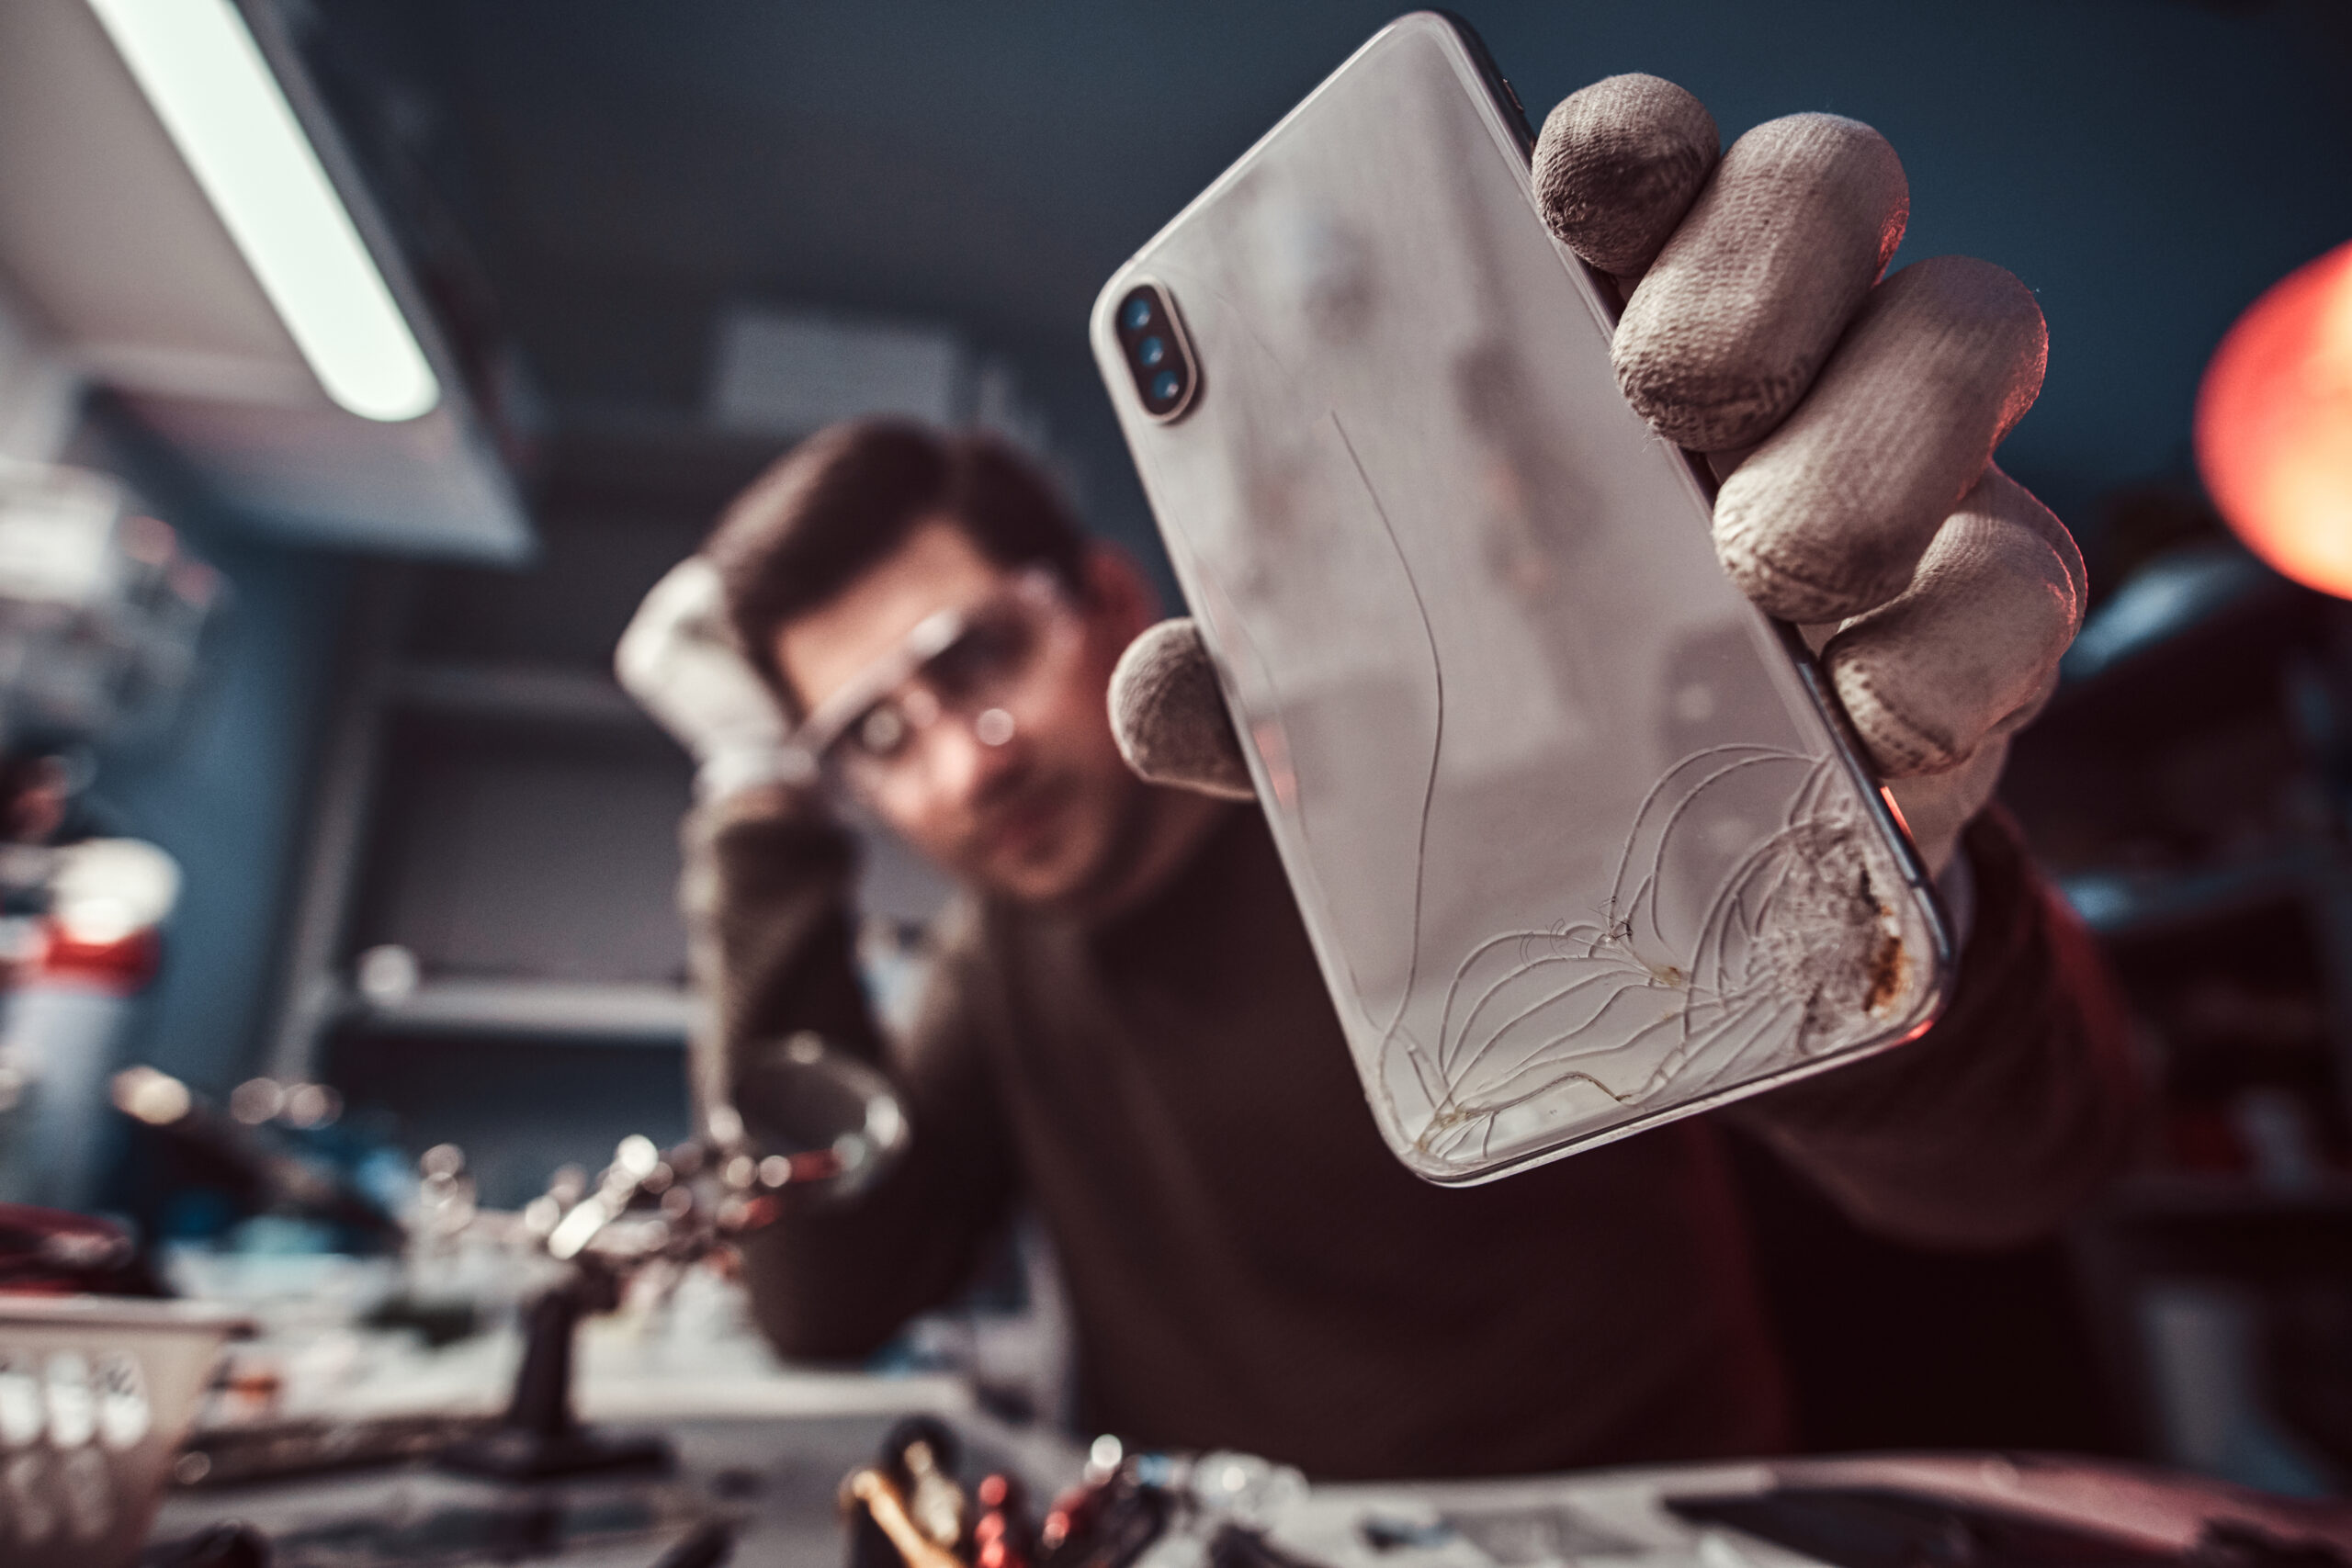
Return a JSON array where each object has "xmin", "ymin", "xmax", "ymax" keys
[{"xmin": 1114, "ymin": 282, "xmax": 1195, "ymax": 421}]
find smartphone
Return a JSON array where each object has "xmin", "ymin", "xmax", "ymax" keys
[{"xmin": 1091, "ymin": 12, "xmax": 1951, "ymax": 1185}]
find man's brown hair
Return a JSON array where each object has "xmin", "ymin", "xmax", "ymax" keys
[{"xmin": 702, "ymin": 420, "xmax": 1089, "ymax": 709}]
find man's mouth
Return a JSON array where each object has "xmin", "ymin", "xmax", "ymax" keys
[{"xmin": 983, "ymin": 776, "xmax": 1073, "ymax": 865}]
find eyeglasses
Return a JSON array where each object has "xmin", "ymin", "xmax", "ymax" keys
[{"xmin": 793, "ymin": 569, "xmax": 1083, "ymax": 801}]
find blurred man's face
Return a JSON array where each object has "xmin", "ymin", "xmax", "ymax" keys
[{"xmin": 776, "ymin": 517, "xmax": 1157, "ymax": 905}]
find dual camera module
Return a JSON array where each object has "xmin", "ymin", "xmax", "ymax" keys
[{"xmin": 1114, "ymin": 283, "xmax": 1199, "ymax": 422}]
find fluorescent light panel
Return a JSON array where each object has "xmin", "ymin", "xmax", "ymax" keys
[{"xmin": 85, "ymin": 0, "xmax": 440, "ymax": 423}]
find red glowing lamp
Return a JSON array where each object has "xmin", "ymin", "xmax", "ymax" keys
[{"xmin": 2196, "ymin": 239, "xmax": 2352, "ymax": 597}]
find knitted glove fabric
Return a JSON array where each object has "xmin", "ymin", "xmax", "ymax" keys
[{"xmin": 617, "ymin": 557, "xmax": 811, "ymax": 803}]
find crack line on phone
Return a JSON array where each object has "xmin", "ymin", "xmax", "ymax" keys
[
  {"xmin": 1325, "ymin": 409, "xmax": 1444, "ymax": 1042},
  {"xmin": 1392, "ymin": 747, "xmax": 1919, "ymax": 1170}
]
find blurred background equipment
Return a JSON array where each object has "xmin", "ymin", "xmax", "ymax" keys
[
  {"xmin": 0, "ymin": 461, "xmax": 221, "ymax": 759},
  {"xmin": 0, "ymin": 1203, "xmax": 145, "ymax": 1294},
  {"xmin": 435, "ymin": 1039, "xmax": 909, "ymax": 1482},
  {"xmin": 144, "ymin": 1416, "xmax": 2352, "ymax": 1568},
  {"xmin": 106, "ymin": 1066, "xmax": 398, "ymax": 1247},
  {"xmin": 0, "ymin": 461, "xmax": 216, "ymax": 1212}
]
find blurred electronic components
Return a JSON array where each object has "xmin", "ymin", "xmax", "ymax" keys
[
  {"xmin": 129, "ymin": 1438, "xmax": 2352, "ymax": 1568},
  {"xmin": 0, "ymin": 1202, "xmax": 142, "ymax": 1293},
  {"xmin": 1032, "ymin": 1462, "xmax": 1168, "ymax": 1568},
  {"xmin": 441, "ymin": 1038, "xmax": 911, "ymax": 1482},
  {"xmin": 838, "ymin": 1420, "xmax": 1335, "ymax": 1568},
  {"xmin": 174, "ymin": 1408, "xmax": 492, "ymax": 1490},
  {"xmin": 0, "ymin": 460, "xmax": 222, "ymax": 758},
  {"xmin": 106, "ymin": 1066, "xmax": 397, "ymax": 1246},
  {"xmin": 222, "ymin": 1077, "xmax": 344, "ymax": 1133},
  {"xmin": 147, "ymin": 1479, "xmax": 708, "ymax": 1565},
  {"xmin": 972, "ymin": 1471, "xmax": 1037, "ymax": 1568},
  {"xmin": 435, "ymin": 1251, "xmax": 671, "ymax": 1482},
  {"xmin": 846, "ymin": 1419, "xmax": 964, "ymax": 1568},
  {"xmin": 844, "ymin": 1418, "xmax": 1009, "ymax": 1568}
]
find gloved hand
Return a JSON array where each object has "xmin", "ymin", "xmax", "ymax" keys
[
  {"xmin": 616, "ymin": 557, "xmax": 813, "ymax": 803},
  {"xmin": 1110, "ymin": 74, "xmax": 2086, "ymax": 880}
]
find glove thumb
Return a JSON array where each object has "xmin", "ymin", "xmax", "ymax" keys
[
  {"xmin": 1109, "ymin": 619, "xmax": 1255, "ymax": 800},
  {"xmin": 616, "ymin": 557, "xmax": 805, "ymax": 800}
]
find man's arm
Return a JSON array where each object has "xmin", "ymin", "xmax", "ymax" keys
[
  {"xmin": 621, "ymin": 559, "xmax": 1019, "ymax": 1360},
  {"xmin": 682, "ymin": 784, "xmax": 1020, "ymax": 1359},
  {"xmin": 1727, "ymin": 808, "xmax": 2143, "ymax": 1248}
]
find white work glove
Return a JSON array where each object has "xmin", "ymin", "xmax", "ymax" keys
[
  {"xmin": 1111, "ymin": 75, "xmax": 2086, "ymax": 883},
  {"xmin": 616, "ymin": 558, "xmax": 812, "ymax": 803}
]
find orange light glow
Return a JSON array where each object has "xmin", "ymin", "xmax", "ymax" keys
[{"xmin": 2196, "ymin": 239, "xmax": 2352, "ymax": 597}]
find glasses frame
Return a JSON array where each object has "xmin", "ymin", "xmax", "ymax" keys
[{"xmin": 789, "ymin": 566, "xmax": 1080, "ymax": 796}]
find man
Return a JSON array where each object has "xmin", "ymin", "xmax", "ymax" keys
[{"xmin": 618, "ymin": 76, "xmax": 2139, "ymax": 1479}]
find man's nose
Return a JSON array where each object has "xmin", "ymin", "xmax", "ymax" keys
[{"xmin": 929, "ymin": 706, "xmax": 1022, "ymax": 804}]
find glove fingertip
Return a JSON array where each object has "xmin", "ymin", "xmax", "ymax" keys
[
  {"xmin": 1109, "ymin": 619, "xmax": 1256, "ymax": 801},
  {"xmin": 1533, "ymin": 73, "xmax": 1719, "ymax": 277},
  {"xmin": 1613, "ymin": 112, "xmax": 1908, "ymax": 452}
]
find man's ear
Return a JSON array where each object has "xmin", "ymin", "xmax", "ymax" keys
[{"xmin": 1080, "ymin": 543, "xmax": 1160, "ymax": 644}]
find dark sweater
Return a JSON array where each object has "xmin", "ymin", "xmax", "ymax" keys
[{"xmin": 684, "ymin": 793, "xmax": 2138, "ymax": 1480}]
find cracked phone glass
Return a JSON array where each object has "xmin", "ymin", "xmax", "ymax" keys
[{"xmin": 1091, "ymin": 14, "xmax": 1951, "ymax": 1184}]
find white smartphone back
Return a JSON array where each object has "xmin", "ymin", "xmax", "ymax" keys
[{"xmin": 1091, "ymin": 13, "xmax": 1951, "ymax": 1184}]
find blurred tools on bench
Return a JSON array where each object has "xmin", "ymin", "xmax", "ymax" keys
[{"xmin": 434, "ymin": 1032, "xmax": 908, "ymax": 1481}]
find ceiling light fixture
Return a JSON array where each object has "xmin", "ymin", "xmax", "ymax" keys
[{"xmin": 84, "ymin": 0, "xmax": 440, "ymax": 423}]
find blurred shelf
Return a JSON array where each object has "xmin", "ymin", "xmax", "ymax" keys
[
  {"xmin": 343, "ymin": 979, "xmax": 700, "ymax": 1044},
  {"xmin": 385, "ymin": 660, "xmax": 657, "ymax": 731}
]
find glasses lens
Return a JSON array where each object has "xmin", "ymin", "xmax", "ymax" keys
[
  {"xmin": 922, "ymin": 605, "xmax": 1037, "ymax": 705},
  {"xmin": 849, "ymin": 702, "xmax": 910, "ymax": 761}
]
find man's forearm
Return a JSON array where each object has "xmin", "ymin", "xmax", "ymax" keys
[
  {"xmin": 681, "ymin": 783, "xmax": 880, "ymax": 1119},
  {"xmin": 731, "ymin": 1134, "xmax": 1004, "ymax": 1360},
  {"xmin": 681, "ymin": 786, "xmax": 1015, "ymax": 1358},
  {"xmin": 1730, "ymin": 808, "xmax": 2145, "ymax": 1247}
]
